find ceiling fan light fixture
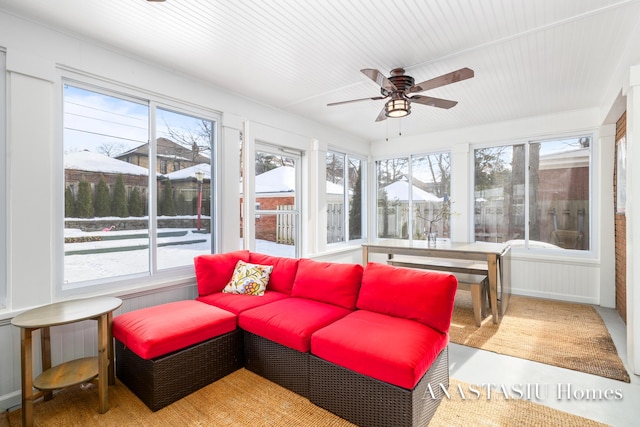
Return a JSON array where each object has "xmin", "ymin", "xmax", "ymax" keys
[{"xmin": 385, "ymin": 98, "xmax": 410, "ymax": 118}]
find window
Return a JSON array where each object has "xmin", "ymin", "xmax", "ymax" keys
[
  {"xmin": 474, "ymin": 135, "xmax": 591, "ymax": 251},
  {"xmin": 63, "ymin": 81, "xmax": 217, "ymax": 289},
  {"xmin": 155, "ymin": 107, "xmax": 214, "ymax": 269},
  {"xmin": 0, "ymin": 50, "xmax": 6, "ymax": 307},
  {"xmin": 326, "ymin": 150, "xmax": 366, "ymax": 244},
  {"xmin": 376, "ymin": 152, "xmax": 451, "ymax": 240},
  {"xmin": 253, "ymin": 148, "xmax": 300, "ymax": 258}
]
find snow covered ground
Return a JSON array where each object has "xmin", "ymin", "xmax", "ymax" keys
[{"xmin": 64, "ymin": 228, "xmax": 295, "ymax": 284}]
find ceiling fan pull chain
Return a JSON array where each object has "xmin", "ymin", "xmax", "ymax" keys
[{"xmin": 385, "ymin": 119, "xmax": 389, "ymax": 142}]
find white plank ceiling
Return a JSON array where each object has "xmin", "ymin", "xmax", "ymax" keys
[{"xmin": 1, "ymin": 0, "xmax": 639, "ymax": 141}]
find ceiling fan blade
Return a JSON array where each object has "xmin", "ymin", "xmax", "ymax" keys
[
  {"xmin": 361, "ymin": 69, "xmax": 398, "ymax": 92},
  {"xmin": 375, "ymin": 106, "xmax": 388, "ymax": 122},
  {"xmin": 409, "ymin": 95, "xmax": 458, "ymax": 109},
  {"xmin": 409, "ymin": 67, "xmax": 474, "ymax": 93},
  {"xmin": 327, "ymin": 96, "xmax": 386, "ymax": 107}
]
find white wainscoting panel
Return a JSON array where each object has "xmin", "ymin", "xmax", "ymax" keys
[{"xmin": 510, "ymin": 256, "xmax": 601, "ymax": 305}]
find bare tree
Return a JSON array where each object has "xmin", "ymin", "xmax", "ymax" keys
[
  {"xmin": 97, "ymin": 142, "xmax": 125, "ymax": 157},
  {"xmin": 377, "ymin": 158, "xmax": 409, "ymax": 186},
  {"xmin": 425, "ymin": 153, "xmax": 450, "ymax": 198},
  {"xmin": 163, "ymin": 118, "xmax": 213, "ymax": 161}
]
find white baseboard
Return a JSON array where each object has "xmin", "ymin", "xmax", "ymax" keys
[
  {"xmin": 511, "ymin": 288, "xmax": 600, "ymax": 305},
  {"xmin": 0, "ymin": 390, "xmax": 22, "ymax": 412}
]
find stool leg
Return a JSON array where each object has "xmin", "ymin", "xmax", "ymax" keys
[
  {"xmin": 481, "ymin": 278, "xmax": 488, "ymax": 318},
  {"xmin": 470, "ymin": 284, "xmax": 482, "ymax": 327}
]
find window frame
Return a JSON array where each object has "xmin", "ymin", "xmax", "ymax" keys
[
  {"xmin": 374, "ymin": 150, "xmax": 452, "ymax": 242},
  {"xmin": 471, "ymin": 133, "xmax": 595, "ymax": 256},
  {"xmin": 0, "ymin": 49, "xmax": 6, "ymax": 308},
  {"xmin": 56, "ymin": 72, "xmax": 220, "ymax": 297},
  {"xmin": 249, "ymin": 144, "xmax": 302, "ymax": 258},
  {"xmin": 326, "ymin": 148, "xmax": 367, "ymax": 247}
]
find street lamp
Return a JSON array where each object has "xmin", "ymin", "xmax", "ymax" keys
[{"xmin": 195, "ymin": 170, "xmax": 205, "ymax": 231}]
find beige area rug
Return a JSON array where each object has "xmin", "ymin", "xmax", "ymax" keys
[
  {"xmin": 450, "ymin": 292, "xmax": 630, "ymax": 383},
  {"xmin": 7, "ymin": 369, "xmax": 609, "ymax": 427}
]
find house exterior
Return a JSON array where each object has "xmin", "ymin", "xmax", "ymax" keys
[
  {"xmin": 116, "ymin": 137, "xmax": 210, "ymax": 174},
  {"xmin": 64, "ymin": 150, "xmax": 149, "ymax": 202}
]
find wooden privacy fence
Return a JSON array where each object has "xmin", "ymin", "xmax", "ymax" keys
[
  {"xmin": 327, "ymin": 203, "xmax": 344, "ymax": 243},
  {"xmin": 377, "ymin": 201, "xmax": 446, "ymax": 239},
  {"xmin": 276, "ymin": 205, "xmax": 295, "ymax": 245}
]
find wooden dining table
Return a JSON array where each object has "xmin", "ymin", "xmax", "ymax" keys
[{"xmin": 362, "ymin": 240, "xmax": 511, "ymax": 324}]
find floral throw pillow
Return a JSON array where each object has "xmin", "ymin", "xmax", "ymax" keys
[{"xmin": 222, "ymin": 260, "xmax": 273, "ymax": 296}]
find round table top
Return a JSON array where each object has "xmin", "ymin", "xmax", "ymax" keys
[{"xmin": 11, "ymin": 296, "xmax": 122, "ymax": 329}]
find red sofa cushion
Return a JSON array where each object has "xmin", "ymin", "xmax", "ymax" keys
[
  {"xmin": 194, "ymin": 250, "xmax": 250, "ymax": 296},
  {"xmin": 197, "ymin": 290, "xmax": 289, "ymax": 315},
  {"xmin": 112, "ymin": 300, "xmax": 236, "ymax": 360},
  {"xmin": 249, "ymin": 252, "xmax": 299, "ymax": 294},
  {"xmin": 311, "ymin": 310, "xmax": 449, "ymax": 389},
  {"xmin": 357, "ymin": 262, "xmax": 458, "ymax": 333},
  {"xmin": 238, "ymin": 297, "xmax": 352, "ymax": 352},
  {"xmin": 291, "ymin": 258, "xmax": 363, "ymax": 309}
]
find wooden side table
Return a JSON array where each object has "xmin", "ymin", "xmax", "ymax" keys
[{"xmin": 11, "ymin": 296, "xmax": 123, "ymax": 427}]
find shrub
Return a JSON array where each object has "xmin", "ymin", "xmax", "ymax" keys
[
  {"xmin": 128, "ymin": 187, "xmax": 144, "ymax": 217},
  {"xmin": 111, "ymin": 174, "xmax": 129, "ymax": 217},
  {"xmin": 76, "ymin": 179, "xmax": 94, "ymax": 218},
  {"xmin": 65, "ymin": 186, "xmax": 75, "ymax": 217},
  {"xmin": 94, "ymin": 176, "xmax": 111, "ymax": 217},
  {"xmin": 159, "ymin": 180, "xmax": 177, "ymax": 216}
]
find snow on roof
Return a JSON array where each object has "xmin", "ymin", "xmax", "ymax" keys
[
  {"xmin": 256, "ymin": 166, "xmax": 295, "ymax": 193},
  {"xmin": 326, "ymin": 180, "xmax": 343, "ymax": 195},
  {"xmin": 236, "ymin": 166, "xmax": 344, "ymax": 195},
  {"xmin": 64, "ymin": 150, "xmax": 150, "ymax": 176},
  {"xmin": 381, "ymin": 178, "xmax": 442, "ymax": 202},
  {"xmin": 165, "ymin": 163, "xmax": 211, "ymax": 181}
]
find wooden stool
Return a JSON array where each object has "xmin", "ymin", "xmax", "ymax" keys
[{"xmin": 454, "ymin": 273, "xmax": 488, "ymax": 326}]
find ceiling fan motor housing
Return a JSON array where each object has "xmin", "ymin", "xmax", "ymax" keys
[{"xmin": 381, "ymin": 68, "xmax": 415, "ymax": 97}]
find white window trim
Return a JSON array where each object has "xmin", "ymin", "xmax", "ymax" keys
[
  {"xmin": 0, "ymin": 49, "xmax": 7, "ymax": 308},
  {"xmin": 469, "ymin": 131, "xmax": 598, "ymax": 260},
  {"xmin": 373, "ymin": 150, "xmax": 452, "ymax": 242},
  {"xmin": 55, "ymin": 70, "xmax": 221, "ymax": 297},
  {"xmin": 326, "ymin": 148, "xmax": 367, "ymax": 248}
]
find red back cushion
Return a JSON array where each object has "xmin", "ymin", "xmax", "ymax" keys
[
  {"xmin": 194, "ymin": 250, "xmax": 250, "ymax": 296},
  {"xmin": 357, "ymin": 262, "xmax": 458, "ymax": 333},
  {"xmin": 291, "ymin": 258, "xmax": 363, "ymax": 309},
  {"xmin": 249, "ymin": 252, "xmax": 299, "ymax": 294}
]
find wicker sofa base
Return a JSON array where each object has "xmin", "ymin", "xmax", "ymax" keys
[
  {"xmin": 309, "ymin": 347, "xmax": 449, "ymax": 427},
  {"xmin": 115, "ymin": 329, "xmax": 243, "ymax": 411},
  {"xmin": 243, "ymin": 332, "xmax": 310, "ymax": 398}
]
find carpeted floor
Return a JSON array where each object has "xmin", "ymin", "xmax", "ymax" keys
[
  {"xmin": 6, "ymin": 369, "xmax": 610, "ymax": 427},
  {"xmin": 450, "ymin": 292, "xmax": 630, "ymax": 382}
]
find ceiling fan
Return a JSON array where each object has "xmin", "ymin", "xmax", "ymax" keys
[{"xmin": 328, "ymin": 67, "xmax": 474, "ymax": 122}]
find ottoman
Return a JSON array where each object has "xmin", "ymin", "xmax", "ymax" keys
[{"xmin": 113, "ymin": 300, "xmax": 243, "ymax": 411}]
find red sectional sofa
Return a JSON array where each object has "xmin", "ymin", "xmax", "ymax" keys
[{"xmin": 114, "ymin": 250, "xmax": 457, "ymax": 426}]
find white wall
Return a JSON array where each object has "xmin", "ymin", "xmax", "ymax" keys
[
  {"xmin": 625, "ymin": 64, "xmax": 640, "ymax": 375},
  {"xmin": 0, "ymin": 11, "xmax": 369, "ymax": 409}
]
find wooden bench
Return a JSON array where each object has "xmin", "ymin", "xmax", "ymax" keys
[
  {"xmin": 387, "ymin": 259, "xmax": 488, "ymax": 326},
  {"xmin": 387, "ymin": 257, "xmax": 488, "ymax": 275},
  {"xmin": 453, "ymin": 273, "xmax": 488, "ymax": 326}
]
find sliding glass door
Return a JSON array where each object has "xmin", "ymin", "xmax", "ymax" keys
[{"xmin": 253, "ymin": 147, "xmax": 300, "ymax": 258}]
